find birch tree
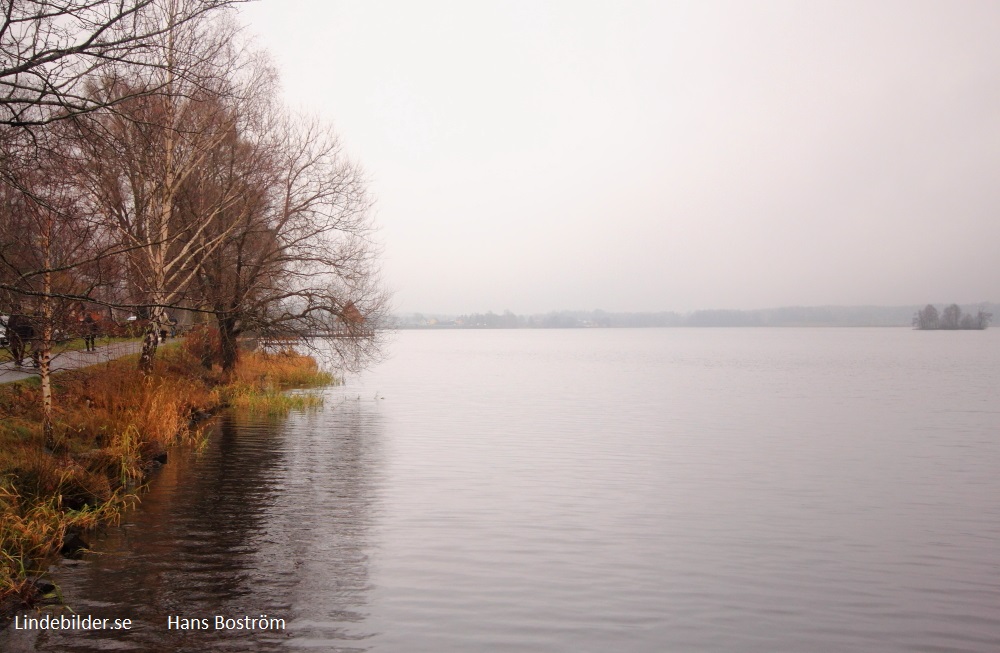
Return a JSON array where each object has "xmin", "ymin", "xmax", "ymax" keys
[
  {"xmin": 67, "ymin": 2, "xmax": 273, "ymax": 371},
  {"xmin": 0, "ymin": 138, "xmax": 115, "ymax": 446}
]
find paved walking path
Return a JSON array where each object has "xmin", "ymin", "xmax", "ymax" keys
[{"xmin": 0, "ymin": 341, "xmax": 144, "ymax": 384}]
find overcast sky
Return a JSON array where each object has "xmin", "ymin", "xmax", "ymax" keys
[{"xmin": 239, "ymin": 1, "xmax": 1000, "ymax": 314}]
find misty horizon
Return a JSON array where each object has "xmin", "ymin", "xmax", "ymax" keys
[
  {"xmin": 241, "ymin": 1, "xmax": 1000, "ymax": 316},
  {"xmin": 392, "ymin": 301, "xmax": 998, "ymax": 330},
  {"xmin": 398, "ymin": 300, "xmax": 999, "ymax": 318}
]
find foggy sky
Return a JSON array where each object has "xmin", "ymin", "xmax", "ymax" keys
[{"xmin": 240, "ymin": 1, "xmax": 1000, "ymax": 314}]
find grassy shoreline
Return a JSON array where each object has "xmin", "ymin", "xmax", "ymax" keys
[{"xmin": 0, "ymin": 343, "xmax": 333, "ymax": 619}]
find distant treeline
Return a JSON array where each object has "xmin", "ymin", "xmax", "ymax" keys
[
  {"xmin": 395, "ymin": 304, "xmax": 1000, "ymax": 329},
  {"xmin": 912, "ymin": 304, "xmax": 991, "ymax": 330}
]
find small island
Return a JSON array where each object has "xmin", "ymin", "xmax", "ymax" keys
[{"xmin": 913, "ymin": 304, "xmax": 991, "ymax": 330}]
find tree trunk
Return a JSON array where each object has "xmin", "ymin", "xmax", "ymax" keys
[
  {"xmin": 138, "ymin": 324, "xmax": 159, "ymax": 374},
  {"xmin": 218, "ymin": 314, "xmax": 239, "ymax": 374},
  {"xmin": 40, "ymin": 228, "xmax": 54, "ymax": 449},
  {"xmin": 138, "ymin": 304, "xmax": 166, "ymax": 374},
  {"xmin": 39, "ymin": 341, "xmax": 53, "ymax": 450},
  {"xmin": 39, "ymin": 320, "xmax": 54, "ymax": 450}
]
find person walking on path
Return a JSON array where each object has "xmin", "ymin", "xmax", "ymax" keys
[
  {"xmin": 0, "ymin": 338, "xmax": 145, "ymax": 385},
  {"xmin": 83, "ymin": 313, "xmax": 98, "ymax": 352},
  {"xmin": 27, "ymin": 313, "xmax": 42, "ymax": 368},
  {"xmin": 5, "ymin": 311, "xmax": 34, "ymax": 367}
]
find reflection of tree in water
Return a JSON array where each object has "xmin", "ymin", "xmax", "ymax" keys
[
  {"xmin": 257, "ymin": 403, "xmax": 385, "ymax": 649},
  {"xmin": 26, "ymin": 405, "xmax": 385, "ymax": 653}
]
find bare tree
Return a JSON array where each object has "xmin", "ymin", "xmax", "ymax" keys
[
  {"xmin": 0, "ymin": 134, "xmax": 118, "ymax": 445},
  {"xmin": 190, "ymin": 115, "xmax": 389, "ymax": 374},
  {"xmin": 66, "ymin": 4, "xmax": 273, "ymax": 371},
  {"xmin": 0, "ymin": 0, "xmax": 244, "ymax": 127},
  {"xmin": 913, "ymin": 304, "xmax": 939, "ymax": 330},
  {"xmin": 940, "ymin": 304, "xmax": 962, "ymax": 330},
  {"xmin": 976, "ymin": 309, "xmax": 992, "ymax": 329}
]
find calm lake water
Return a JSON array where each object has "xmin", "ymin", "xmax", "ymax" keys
[{"xmin": 4, "ymin": 328, "xmax": 1000, "ymax": 652}]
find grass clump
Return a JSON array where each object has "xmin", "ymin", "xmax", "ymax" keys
[
  {"xmin": 223, "ymin": 350, "xmax": 332, "ymax": 415},
  {"xmin": 0, "ymin": 344, "xmax": 333, "ymax": 613},
  {"xmin": 1, "ymin": 475, "xmax": 124, "ymax": 604}
]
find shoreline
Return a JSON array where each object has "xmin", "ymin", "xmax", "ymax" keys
[{"xmin": 0, "ymin": 342, "xmax": 332, "ymax": 627}]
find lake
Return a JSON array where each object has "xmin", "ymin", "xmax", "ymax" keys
[{"xmin": 4, "ymin": 328, "xmax": 1000, "ymax": 652}]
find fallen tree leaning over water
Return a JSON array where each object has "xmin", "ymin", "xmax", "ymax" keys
[{"xmin": 0, "ymin": 341, "xmax": 332, "ymax": 620}]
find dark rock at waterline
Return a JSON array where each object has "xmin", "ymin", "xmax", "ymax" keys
[
  {"xmin": 61, "ymin": 532, "xmax": 89, "ymax": 559},
  {"xmin": 0, "ymin": 594, "xmax": 27, "ymax": 630},
  {"xmin": 61, "ymin": 495, "xmax": 88, "ymax": 511},
  {"xmin": 0, "ymin": 579, "xmax": 58, "ymax": 629},
  {"xmin": 189, "ymin": 409, "xmax": 214, "ymax": 423},
  {"xmin": 31, "ymin": 579, "xmax": 56, "ymax": 595},
  {"xmin": 141, "ymin": 445, "xmax": 168, "ymax": 473}
]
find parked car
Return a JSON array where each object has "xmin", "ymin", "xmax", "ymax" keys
[{"xmin": 0, "ymin": 314, "xmax": 8, "ymax": 347}]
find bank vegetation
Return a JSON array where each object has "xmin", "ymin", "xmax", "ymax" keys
[{"xmin": 1, "ymin": 339, "xmax": 331, "ymax": 615}]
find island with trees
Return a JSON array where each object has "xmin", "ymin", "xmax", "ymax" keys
[{"xmin": 912, "ymin": 304, "xmax": 991, "ymax": 330}]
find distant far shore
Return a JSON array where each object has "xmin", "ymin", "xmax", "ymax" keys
[{"xmin": 393, "ymin": 303, "xmax": 1000, "ymax": 330}]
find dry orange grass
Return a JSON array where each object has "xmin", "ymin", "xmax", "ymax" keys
[
  {"xmin": 231, "ymin": 349, "xmax": 331, "ymax": 388},
  {"xmin": 222, "ymin": 349, "xmax": 332, "ymax": 414}
]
